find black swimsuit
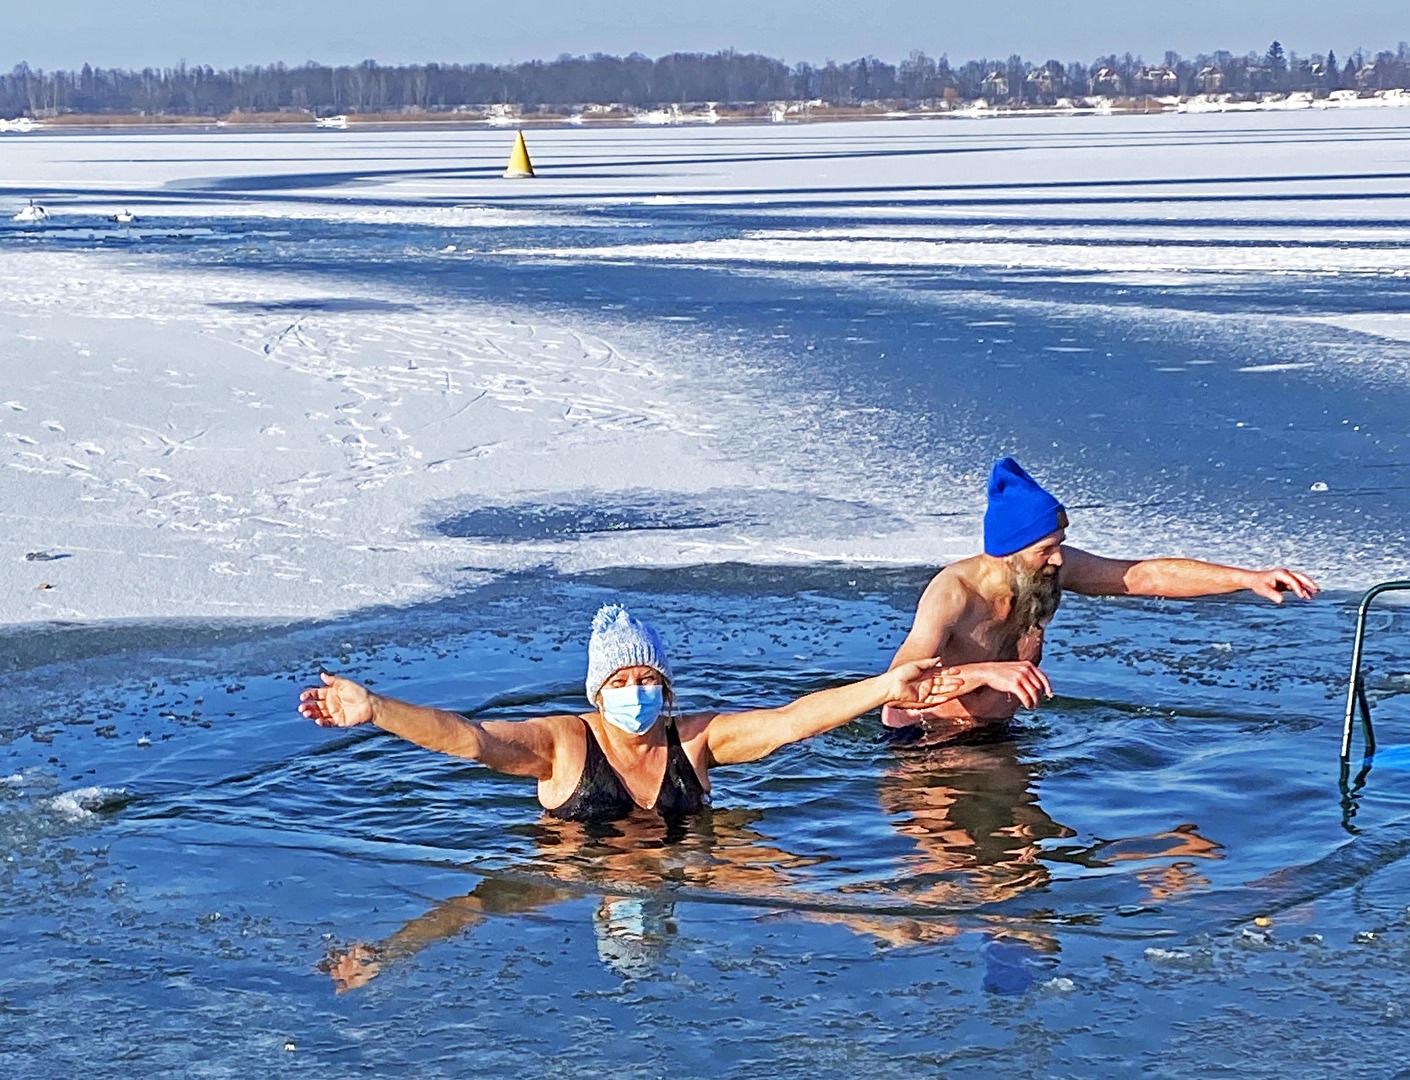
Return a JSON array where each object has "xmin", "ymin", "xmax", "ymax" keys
[{"xmin": 548, "ymin": 717, "xmax": 709, "ymax": 823}]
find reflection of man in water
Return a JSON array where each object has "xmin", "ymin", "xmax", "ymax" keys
[
  {"xmin": 878, "ymin": 739, "xmax": 1222, "ymax": 910},
  {"xmin": 873, "ymin": 737, "xmax": 1222, "ymax": 992},
  {"xmin": 884, "ymin": 457, "xmax": 1319, "ymax": 737}
]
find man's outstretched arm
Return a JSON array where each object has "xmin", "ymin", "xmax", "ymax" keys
[{"xmin": 1060, "ymin": 546, "xmax": 1319, "ymax": 603}]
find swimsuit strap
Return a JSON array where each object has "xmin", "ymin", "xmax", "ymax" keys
[
  {"xmin": 547, "ymin": 718, "xmax": 637, "ymax": 822},
  {"xmin": 547, "ymin": 716, "xmax": 709, "ymax": 823},
  {"xmin": 655, "ymin": 718, "xmax": 709, "ymax": 819}
]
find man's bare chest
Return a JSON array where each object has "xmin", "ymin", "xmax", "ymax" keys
[{"xmin": 948, "ymin": 616, "xmax": 1046, "ymax": 663}]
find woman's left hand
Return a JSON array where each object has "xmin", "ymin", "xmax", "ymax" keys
[
  {"xmin": 884, "ymin": 658, "xmax": 965, "ymax": 709},
  {"xmin": 298, "ymin": 671, "xmax": 374, "ymax": 728}
]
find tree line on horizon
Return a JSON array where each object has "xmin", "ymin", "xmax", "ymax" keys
[{"xmin": 4, "ymin": 41, "xmax": 1410, "ymax": 118}]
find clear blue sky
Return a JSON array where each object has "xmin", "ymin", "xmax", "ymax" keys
[{"xmin": 7, "ymin": 1, "xmax": 1406, "ymax": 71}]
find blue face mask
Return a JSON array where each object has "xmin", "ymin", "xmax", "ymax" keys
[{"xmin": 599, "ymin": 684, "xmax": 664, "ymax": 735}]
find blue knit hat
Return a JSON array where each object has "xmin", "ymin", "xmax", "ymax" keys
[
  {"xmin": 983, "ymin": 457, "xmax": 1066, "ymax": 557},
  {"xmin": 585, "ymin": 603, "xmax": 672, "ymax": 704}
]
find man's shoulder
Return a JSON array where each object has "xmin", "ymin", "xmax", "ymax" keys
[
  {"xmin": 934, "ymin": 554, "xmax": 986, "ymax": 584},
  {"xmin": 921, "ymin": 558, "xmax": 984, "ymax": 606}
]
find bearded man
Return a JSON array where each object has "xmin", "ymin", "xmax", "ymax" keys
[{"xmin": 883, "ymin": 458, "xmax": 1319, "ymax": 736}]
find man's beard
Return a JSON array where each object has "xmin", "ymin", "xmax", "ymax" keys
[{"xmin": 1008, "ymin": 561, "xmax": 1063, "ymax": 633}]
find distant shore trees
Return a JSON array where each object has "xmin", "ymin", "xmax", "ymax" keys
[{"xmin": 2, "ymin": 41, "xmax": 1409, "ymax": 119}]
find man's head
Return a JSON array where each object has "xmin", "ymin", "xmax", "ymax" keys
[
  {"xmin": 983, "ymin": 457, "xmax": 1068, "ymax": 630},
  {"xmin": 983, "ymin": 458, "xmax": 1066, "ymax": 561}
]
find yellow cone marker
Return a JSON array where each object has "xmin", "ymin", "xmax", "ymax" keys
[{"xmin": 503, "ymin": 131, "xmax": 535, "ymax": 178}]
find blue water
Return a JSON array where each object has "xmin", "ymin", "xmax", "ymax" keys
[{"xmin": 5, "ymin": 120, "xmax": 1410, "ymax": 1076}]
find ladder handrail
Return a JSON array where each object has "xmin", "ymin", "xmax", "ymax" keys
[{"xmin": 1341, "ymin": 579, "xmax": 1410, "ymax": 760}]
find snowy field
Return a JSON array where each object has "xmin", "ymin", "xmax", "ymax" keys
[{"xmin": 2, "ymin": 111, "xmax": 1409, "ymax": 625}]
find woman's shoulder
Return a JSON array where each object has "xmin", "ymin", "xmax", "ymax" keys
[
  {"xmin": 542, "ymin": 711, "xmax": 592, "ymax": 736},
  {"xmin": 673, "ymin": 710, "xmax": 719, "ymax": 742},
  {"xmin": 493, "ymin": 711, "xmax": 589, "ymax": 749}
]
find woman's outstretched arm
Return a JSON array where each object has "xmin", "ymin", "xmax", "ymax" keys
[
  {"xmin": 695, "ymin": 660, "xmax": 963, "ymax": 766},
  {"xmin": 298, "ymin": 671, "xmax": 559, "ymax": 780}
]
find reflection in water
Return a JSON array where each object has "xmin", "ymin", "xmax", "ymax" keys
[
  {"xmin": 880, "ymin": 733, "xmax": 1223, "ymax": 911},
  {"xmin": 322, "ymin": 877, "xmax": 574, "ymax": 992},
  {"xmin": 593, "ymin": 896, "xmax": 678, "ymax": 978},
  {"xmin": 858, "ymin": 732, "xmax": 1224, "ymax": 991},
  {"xmin": 787, "ymin": 734, "xmax": 1081, "ymax": 977},
  {"xmin": 881, "ymin": 735, "xmax": 1076, "ymax": 907},
  {"xmin": 323, "ymin": 810, "xmax": 820, "ymax": 991},
  {"xmin": 324, "ymin": 737, "xmax": 1224, "ymax": 993}
]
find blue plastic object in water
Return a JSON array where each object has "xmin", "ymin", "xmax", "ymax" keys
[
  {"xmin": 1369, "ymin": 745, "xmax": 1410, "ymax": 771},
  {"xmin": 983, "ymin": 939, "xmax": 1041, "ymax": 996}
]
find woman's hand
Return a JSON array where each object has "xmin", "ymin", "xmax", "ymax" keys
[
  {"xmin": 298, "ymin": 671, "xmax": 375, "ymax": 727},
  {"xmin": 884, "ymin": 658, "xmax": 966, "ymax": 710}
]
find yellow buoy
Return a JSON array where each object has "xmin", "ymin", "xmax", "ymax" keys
[{"xmin": 503, "ymin": 131, "xmax": 535, "ymax": 178}]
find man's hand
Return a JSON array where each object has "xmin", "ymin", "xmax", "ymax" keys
[
  {"xmin": 1240, "ymin": 568, "xmax": 1319, "ymax": 604},
  {"xmin": 953, "ymin": 661, "xmax": 1054, "ymax": 709},
  {"xmin": 298, "ymin": 671, "xmax": 375, "ymax": 727},
  {"xmin": 884, "ymin": 658, "xmax": 966, "ymax": 710}
]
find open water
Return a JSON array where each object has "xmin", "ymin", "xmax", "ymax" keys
[{"xmin": 4, "ymin": 115, "xmax": 1410, "ymax": 1077}]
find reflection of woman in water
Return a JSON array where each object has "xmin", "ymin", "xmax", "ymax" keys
[
  {"xmin": 323, "ymin": 809, "xmax": 830, "ymax": 991},
  {"xmin": 299, "ymin": 603, "xmax": 962, "ymax": 821}
]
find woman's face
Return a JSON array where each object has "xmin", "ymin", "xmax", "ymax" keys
[
  {"xmin": 597, "ymin": 666, "xmax": 673, "ymax": 716},
  {"xmin": 601, "ymin": 665, "xmax": 664, "ymax": 692}
]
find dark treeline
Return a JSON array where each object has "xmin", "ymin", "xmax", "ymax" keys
[{"xmin": 4, "ymin": 41, "xmax": 1410, "ymax": 117}]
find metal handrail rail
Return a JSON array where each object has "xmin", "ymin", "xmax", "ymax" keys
[{"xmin": 1340, "ymin": 579, "xmax": 1410, "ymax": 761}]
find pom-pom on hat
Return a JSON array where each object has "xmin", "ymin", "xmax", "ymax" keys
[
  {"xmin": 585, "ymin": 603, "xmax": 672, "ymax": 705},
  {"xmin": 983, "ymin": 457, "xmax": 1066, "ymax": 557}
]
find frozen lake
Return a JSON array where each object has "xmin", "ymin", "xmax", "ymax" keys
[{"xmin": 3, "ymin": 112, "xmax": 1410, "ymax": 1077}]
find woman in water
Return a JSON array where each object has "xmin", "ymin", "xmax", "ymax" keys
[{"xmin": 298, "ymin": 603, "xmax": 962, "ymax": 822}]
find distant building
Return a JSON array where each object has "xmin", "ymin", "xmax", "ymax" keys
[
  {"xmin": 1025, "ymin": 67, "xmax": 1061, "ymax": 97},
  {"xmin": 981, "ymin": 70, "xmax": 1009, "ymax": 99},
  {"xmin": 1089, "ymin": 67, "xmax": 1123, "ymax": 96},
  {"xmin": 1195, "ymin": 67, "xmax": 1224, "ymax": 93},
  {"xmin": 1135, "ymin": 67, "xmax": 1179, "ymax": 94}
]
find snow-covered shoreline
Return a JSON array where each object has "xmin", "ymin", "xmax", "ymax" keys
[{"xmin": 4, "ymin": 85, "xmax": 1409, "ymax": 135}]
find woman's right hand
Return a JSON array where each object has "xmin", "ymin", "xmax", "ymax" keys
[
  {"xmin": 298, "ymin": 671, "xmax": 375, "ymax": 727},
  {"xmin": 320, "ymin": 943, "xmax": 383, "ymax": 993}
]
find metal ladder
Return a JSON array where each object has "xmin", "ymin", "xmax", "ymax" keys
[{"xmin": 1341, "ymin": 579, "xmax": 1410, "ymax": 761}]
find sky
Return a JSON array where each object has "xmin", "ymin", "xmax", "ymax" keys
[{"xmin": 5, "ymin": 0, "xmax": 1407, "ymax": 72}]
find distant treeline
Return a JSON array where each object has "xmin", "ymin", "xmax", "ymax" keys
[{"xmin": 4, "ymin": 41, "xmax": 1410, "ymax": 117}]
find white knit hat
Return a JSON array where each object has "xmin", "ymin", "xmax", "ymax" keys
[{"xmin": 584, "ymin": 603, "xmax": 672, "ymax": 704}]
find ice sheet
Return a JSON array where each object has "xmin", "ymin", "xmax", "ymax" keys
[{"xmin": 3, "ymin": 111, "xmax": 1408, "ymax": 625}]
